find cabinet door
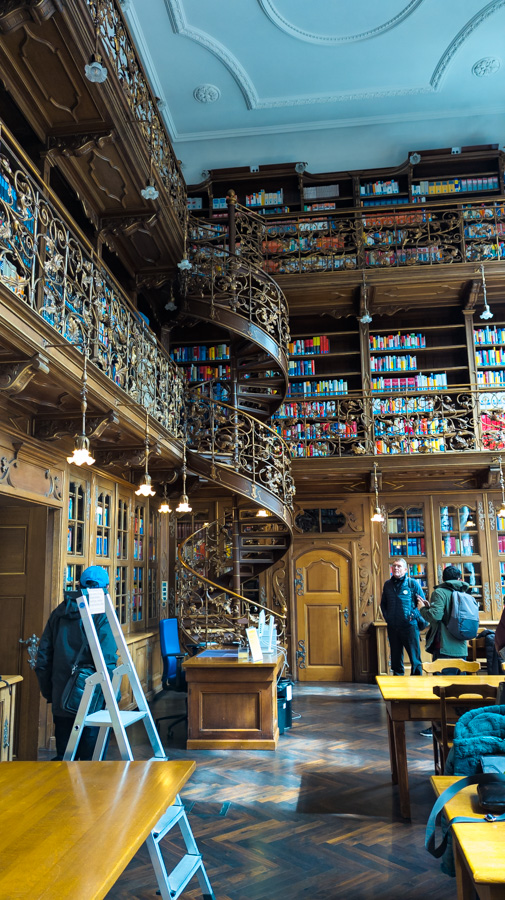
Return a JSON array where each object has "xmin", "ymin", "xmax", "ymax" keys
[{"xmin": 295, "ymin": 548, "xmax": 352, "ymax": 681}]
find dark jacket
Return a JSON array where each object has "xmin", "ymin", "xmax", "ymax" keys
[
  {"xmin": 380, "ymin": 574, "xmax": 426, "ymax": 630},
  {"xmin": 35, "ymin": 591, "xmax": 117, "ymax": 718},
  {"xmin": 422, "ymin": 578, "xmax": 471, "ymax": 656},
  {"xmin": 495, "ymin": 605, "xmax": 505, "ymax": 654}
]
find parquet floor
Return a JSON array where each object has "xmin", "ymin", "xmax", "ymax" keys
[{"xmin": 104, "ymin": 683, "xmax": 459, "ymax": 900}]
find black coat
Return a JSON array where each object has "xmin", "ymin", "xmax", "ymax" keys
[{"xmin": 35, "ymin": 591, "xmax": 117, "ymax": 718}]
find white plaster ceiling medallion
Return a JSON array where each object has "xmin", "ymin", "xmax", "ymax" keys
[
  {"xmin": 472, "ymin": 56, "xmax": 501, "ymax": 77},
  {"xmin": 193, "ymin": 84, "xmax": 221, "ymax": 103},
  {"xmin": 257, "ymin": 0, "xmax": 425, "ymax": 44},
  {"xmin": 431, "ymin": 0, "xmax": 505, "ymax": 89}
]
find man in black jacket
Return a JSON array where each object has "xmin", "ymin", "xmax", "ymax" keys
[
  {"xmin": 35, "ymin": 566, "xmax": 117, "ymax": 759},
  {"xmin": 380, "ymin": 558, "xmax": 427, "ymax": 675}
]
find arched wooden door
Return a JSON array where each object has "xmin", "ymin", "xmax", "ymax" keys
[{"xmin": 295, "ymin": 548, "xmax": 352, "ymax": 682}]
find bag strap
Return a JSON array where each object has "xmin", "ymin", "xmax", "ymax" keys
[
  {"xmin": 426, "ymin": 773, "xmax": 505, "ymax": 858},
  {"xmin": 70, "ymin": 633, "xmax": 89, "ymax": 674}
]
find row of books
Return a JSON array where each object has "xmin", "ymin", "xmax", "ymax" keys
[
  {"xmin": 288, "ymin": 336, "xmax": 330, "ymax": 356},
  {"xmin": 475, "ymin": 349, "xmax": 505, "ymax": 366},
  {"xmin": 370, "ymin": 355, "xmax": 418, "ymax": 372},
  {"xmin": 365, "ymin": 247, "xmax": 443, "ymax": 264},
  {"xmin": 464, "ymin": 223, "xmax": 505, "ymax": 239},
  {"xmin": 389, "ymin": 537, "xmax": 426, "ymax": 555},
  {"xmin": 375, "ymin": 437, "xmax": 447, "ymax": 453},
  {"xmin": 360, "ymin": 180, "xmax": 400, "ymax": 196},
  {"xmin": 370, "ymin": 332, "xmax": 426, "ymax": 350},
  {"xmin": 442, "ymin": 535, "xmax": 475, "ymax": 555},
  {"xmin": 412, "ymin": 176, "xmax": 499, "ymax": 195},
  {"xmin": 304, "ymin": 202, "xmax": 336, "ymax": 211},
  {"xmin": 274, "ymin": 422, "xmax": 357, "ymax": 439},
  {"xmin": 477, "ymin": 370, "xmax": 505, "ymax": 386},
  {"xmin": 408, "ymin": 564, "xmax": 427, "ymax": 578},
  {"xmin": 372, "ymin": 396, "xmax": 436, "ymax": 413},
  {"xmin": 257, "ymin": 206, "xmax": 290, "ymax": 215},
  {"xmin": 498, "ymin": 537, "xmax": 505, "ymax": 554},
  {"xmin": 463, "ymin": 203, "xmax": 505, "ymax": 220},
  {"xmin": 371, "ymin": 373, "xmax": 448, "ymax": 392},
  {"xmin": 184, "ymin": 365, "xmax": 230, "ymax": 382},
  {"xmin": 287, "ymin": 379, "xmax": 348, "ymax": 397},
  {"xmin": 374, "ymin": 418, "xmax": 449, "ymax": 436},
  {"xmin": 465, "ymin": 243, "xmax": 505, "ymax": 260},
  {"xmin": 303, "ymin": 184, "xmax": 339, "ymax": 199},
  {"xmin": 497, "ymin": 516, "xmax": 505, "ymax": 531},
  {"xmin": 287, "ymin": 442, "xmax": 333, "ymax": 458},
  {"xmin": 362, "ymin": 197, "xmax": 410, "ymax": 207},
  {"xmin": 474, "ymin": 327, "xmax": 505, "ymax": 346},
  {"xmin": 288, "ymin": 360, "xmax": 316, "ymax": 377},
  {"xmin": 170, "ymin": 344, "xmax": 229, "ymax": 362},
  {"xmin": 388, "ymin": 516, "xmax": 424, "ymax": 534},
  {"xmin": 273, "ymin": 400, "xmax": 343, "ymax": 418},
  {"xmin": 363, "ymin": 212, "xmax": 429, "ymax": 228},
  {"xmin": 245, "ymin": 189, "xmax": 283, "ymax": 207}
]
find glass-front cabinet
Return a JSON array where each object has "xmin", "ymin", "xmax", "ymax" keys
[
  {"xmin": 437, "ymin": 500, "xmax": 487, "ymax": 615},
  {"xmin": 65, "ymin": 477, "xmax": 87, "ymax": 590},
  {"xmin": 387, "ymin": 505, "xmax": 428, "ymax": 594}
]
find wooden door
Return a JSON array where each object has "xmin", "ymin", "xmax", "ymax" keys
[
  {"xmin": 0, "ymin": 506, "xmax": 53, "ymax": 759},
  {"xmin": 295, "ymin": 548, "xmax": 352, "ymax": 682}
]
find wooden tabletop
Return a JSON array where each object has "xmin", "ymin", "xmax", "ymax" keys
[
  {"xmin": 0, "ymin": 675, "xmax": 23, "ymax": 686},
  {"xmin": 0, "ymin": 760, "xmax": 195, "ymax": 900},
  {"xmin": 431, "ymin": 776, "xmax": 505, "ymax": 886},
  {"xmin": 376, "ymin": 674, "xmax": 504, "ymax": 702}
]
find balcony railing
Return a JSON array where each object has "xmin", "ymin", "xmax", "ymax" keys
[
  {"xmin": 0, "ymin": 122, "xmax": 185, "ymax": 436},
  {"xmin": 273, "ymin": 387, "xmax": 505, "ymax": 457}
]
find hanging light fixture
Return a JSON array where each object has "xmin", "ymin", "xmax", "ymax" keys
[
  {"xmin": 498, "ymin": 457, "xmax": 505, "ymax": 518},
  {"xmin": 360, "ymin": 271, "xmax": 372, "ymax": 324},
  {"xmin": 140, "ymin": 153, "xmax": 159, "ymax": 201},
  {"xmin": 176, "ymin": 443, "xmax": 192, "ymax": 513},
  {"xmin": 480, "ymin": 264, "xmax": 493, "ymax": 320},
  {"xmin": 84, "ymin": 17, "xmax": 107, "ymax": 83},
  {"xmin": 465, "ymin": 510, "xmax": 476, "ymax": 528},
  {"xmin": 370, "ymin": 462, "xmax": 384, "ymax": 523},
  {"xmin": 177, "ymin": 209, "xmax": 192, "ymax": 272},
  {"xmin": 67, "ymin": 349, "xmax": 95, "ymax": 467},
  {"xmin": 158, "ymin": 483, "xmax": 172, "ymax": 514},
  {"xmin": 256, "ymin": 508, "xmax": 268, "ymax": 518},
  {"xmin": 135, "ymin": 412, "xmax": 156, "ymax": 497}
]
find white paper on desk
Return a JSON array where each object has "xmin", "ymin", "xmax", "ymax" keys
[
  {"xmin": 87, "ymin": 588, "xmax": 106, "ymax": 614},
  {"xmin": 246, "ymin": 627, "xmax": 263, "ymax": 662}
]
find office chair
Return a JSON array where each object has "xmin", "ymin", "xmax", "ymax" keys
[{"xmin": 155, "ymin": 618, "xmax": 188, "ymax": 739}]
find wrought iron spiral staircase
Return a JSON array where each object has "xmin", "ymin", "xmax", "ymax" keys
[{"xmin": 174, "ymin": 195, "xmax": 295, "ymax": 649}]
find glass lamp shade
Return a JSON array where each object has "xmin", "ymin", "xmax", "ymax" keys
[
  {"xmin": 360, "ymin": 312, "xmax": 372, "ymax": 324},
  {"xmin": 176, "ymin": 494, "xmax": 192, "ymax": 513},
  {"xmin": 159, "ymin": 500, "xmax": 172, "ymax": 514},
  {"xmin": 498, "ymin": 502, "xmax": 505, "ymax": 518},
  {"xmin": 84, "ymin": 58, "xmax": 107, "ymax": 84},
  {"xmin": 135, "ymin": 472, "xmax": 155, "ymax": 497},
  {"xmin": 141, "ymin": 183, "xmax": 159, "ymax": 200},
  {"xmin": 480, "ymin": 305, "xmax": 493, "ymax": 320},
  {"xmin": 256, "ymin": 508, "xmax": 268, "ymax": 517},
  {"xmin": 177, "ymin": 256, "xmax": 192, "ymax": 271},
  {"xmin": 67, "ymin": 434, "xmax": 95, "ymax": 466},
  {"xmin": 371, "ymin": 506, "xmax": 384, "ymax": 523}
]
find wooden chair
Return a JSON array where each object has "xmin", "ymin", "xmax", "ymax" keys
[
  {"xmin": 432, "ymin": 682, "xmax": 498, "ymax": 773},
  {"xmin": 422, "ymin": 658, "xmax": 480, "ymax": 674}
]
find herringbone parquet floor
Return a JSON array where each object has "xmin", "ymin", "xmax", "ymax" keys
[{"xmin": 104, "ymin": 683, "xmax": 459, "ymax": 900}]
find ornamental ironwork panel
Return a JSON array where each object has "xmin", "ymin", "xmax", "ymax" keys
[{"xmin": 0, "ymin": 128, "xmax": 184, "ymax": 436}]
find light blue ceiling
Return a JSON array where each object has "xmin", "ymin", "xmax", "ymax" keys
[{"xmin": 123, "ymin": 0, "xmax": 505, "ymax": 184}]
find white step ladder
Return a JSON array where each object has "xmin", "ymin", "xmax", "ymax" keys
[{"xmin": 63, "ymin": 588, "xmax": 215, "ymax": 900}]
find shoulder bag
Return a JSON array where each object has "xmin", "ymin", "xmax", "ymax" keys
[{"xmin": 60, "ymin": 636, "xmax": 102, "ymax": 715}]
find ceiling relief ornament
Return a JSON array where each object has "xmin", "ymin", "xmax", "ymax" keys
[
  {"xmin": 193, "ymin": 84, "xmax": 221, "ymax": 104},
  {"xmin": 472, "ymin": 56, "xmax": 501, "ymax": 77},
  {"xmin": 431, "ymin": 0, "xmax": 505, "ymax": 89},
  {"xmin": 258, "ymin": 0, "xmax": 425, "ymax": 44}
]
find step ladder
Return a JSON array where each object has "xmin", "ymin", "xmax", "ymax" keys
[{"xmin": 63, "ymin": 587, "xmax": 215, "ymax": 900}]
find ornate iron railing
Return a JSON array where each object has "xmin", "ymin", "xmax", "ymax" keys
[
  {"xmin": 0, "ymin": 122, "xmax": 185, "ymax": 435},
  {"xmin": 177, "ymin": 517, "xmax": 287, "ymax": 647},
  {"xmin": 187, "ymin": 214, "xmax": 290, "ymax": 354},
  {"xmin": 185, "ymin": 389, "xmax": 295, "ymax": 513},
  {"xmin": 273, "ymin": 387, "xmax": 505, "ymax": 457},
  {"xmin": 260, "ymin": 200, "xmax": 505, "ymax": 274},
  {"xmin": 85, "ymin": 0, "xmax": 186, "ymax": 225}
]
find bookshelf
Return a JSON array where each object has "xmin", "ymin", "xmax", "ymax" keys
[
  {"xmin": 498, "ymin": 509, "xmax": 505, "ymax": 602},
  {"xmin": 272, "ymin": 321, "xmax": 362, "ymax": 458},
  {"xmin": 169, "ymin": 342, "xmax": 231, "ymax": 389},
  {"xmin": 474, "ymin": 323, "xmax": 505, "ymax": 450},
  {"xmin": 439, "ymin": 503, "xmax": 483, "ymax": 608},
  {"xmin": 387, "ymin": 506, "xmax": 428, "ymax": 593},
  {"xmin": 410, "ymin": 145, "xmax": 503, "ymax": 205}
]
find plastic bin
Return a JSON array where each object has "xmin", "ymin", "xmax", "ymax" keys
[{"xmin": 277, "ymin": 678, "xmax": 293, "ymax": 732}]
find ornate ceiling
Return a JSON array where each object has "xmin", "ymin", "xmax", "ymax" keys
[{"xmin": 123, "ymin": 0, "xmax": 505, "ymax": 183}]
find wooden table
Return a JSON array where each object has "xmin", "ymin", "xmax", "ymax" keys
[
  {"xmin": 376, "ymin": 674, "xmax": 504, "ymax": 820},
  {"xmin": 183, "ymin": 650, "xmax": 282, "ymax": 750},
  {"xmin": 0, "ymin": 760, "xmax": 195, "ymax": 899},
  {"xmin": 432, "ymin": 775, "xmax": 505, "ymax": 900}
]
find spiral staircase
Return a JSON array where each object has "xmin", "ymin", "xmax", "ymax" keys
[{"xmin": 174, "ymin": 198, "xmax": 295, "ymax": 649}]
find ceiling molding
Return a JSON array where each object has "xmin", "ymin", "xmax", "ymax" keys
[
  {"xmin": 257, "ymin": 0, "xmax": 426, "ymax": 45},
  {"xmin": 431, "ymin": 0, "xmax": 505, "ymax": 90}
]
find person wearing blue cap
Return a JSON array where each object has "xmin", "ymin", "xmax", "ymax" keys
[{"xmin": 35, "ymin": 566, "xmax": 117, "ymax": 759}]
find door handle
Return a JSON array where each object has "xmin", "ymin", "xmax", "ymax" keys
[
  {"xmin": 340, "ymin": 608, "xmax": 349, "ymax": 626},
  {"xmin": 19, "ymin": 634, "xmax": 40, "ymax": 669}
]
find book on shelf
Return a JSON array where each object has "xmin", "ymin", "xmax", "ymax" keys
[
  {"xmin": 371, "ymin": 373, "xmax": 448, "ymax": 392},
  {"xmin": 474, "ymin": 326, "xmax": 505, "ymax": 346},
  {"xmin": 246, "ymin": 189, "xmax": 283, "ymax": 208},
  {"xmin": 370, "ymin": 332, "xmax": 426, "ymax": 350},
  {"xmin": 375, "ymin": 437, "xmax": 446, "ymax": 454},
  {"xmin": 288, "ymin": 336, "xmax": 330, "ymax": 356},
  {"xmin": 287, "ymin": 379, "xmax": 348, "ymax": 397},
  {"xmin": 360, "ymin": 180, "xmax": 400, "ymax": 196},
  {"xmin": 477, "ymin": 370, "xmax": 505, "ymax": 386},
  {"xmin": 303, "ymin": 184, "xmax": 339, "ymax": 200},
  {"xmin": 476, "ymin": 348, "xmax": 505, "ymax": 366},
  {"xmin": 370, "ymin": 355, "xmax": 418, "ymax": 372},
  {"xmin": 170, "ymin": 344, "xmax": 229, "ymax": 362}
]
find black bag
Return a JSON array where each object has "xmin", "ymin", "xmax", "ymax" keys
[
  {"xmin": 426, "ymin": 772, "xmax": 505, "ymax": 859},
  {"xmin": 61, "ymin": 637, "xmax": 102, "ymax": 715}
]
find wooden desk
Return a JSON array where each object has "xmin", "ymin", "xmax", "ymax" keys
[
  {"xmin": 0, "ymin": 760, "xmax": 195, "ymax": 899},
  {"xmin": 376, "ymin": 674, "xmax": 504, "ymax": 820},
  {"xmin": 183, "ymin": 651, "xmax": 282, "ymax": 750},
  {"xmin": 432, "ymin": 775, "xmax": 505, "ymax": 900}
]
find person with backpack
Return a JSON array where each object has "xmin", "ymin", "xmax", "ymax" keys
[{"xmin": 421, "ymin": 565, "xmax": 478, "ymax": 666}]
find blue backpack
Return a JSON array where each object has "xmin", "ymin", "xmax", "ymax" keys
[{"xmin": 446, "ymin": 586, "xmax": 480, "ymax": 640}]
